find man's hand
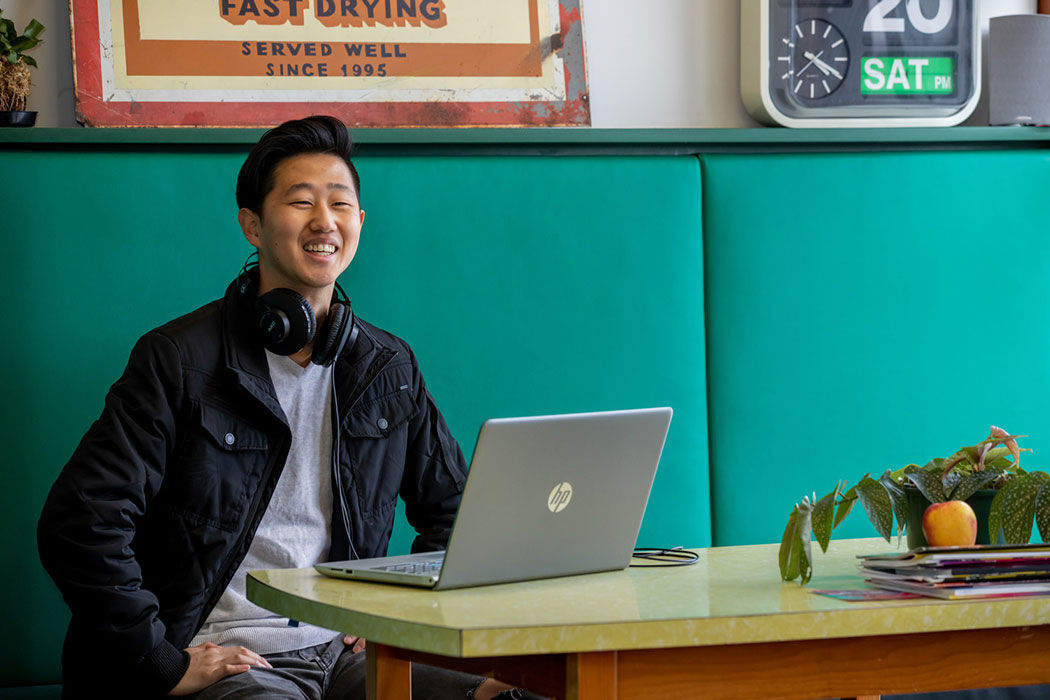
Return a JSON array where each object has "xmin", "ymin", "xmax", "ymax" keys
[
  {"xmin": 169, "ymin": 642, "xmax": 273, "ymax": 696},
  {"xmin": 344, "ymin": 634, "xmax": 366, "ymax": 653}
]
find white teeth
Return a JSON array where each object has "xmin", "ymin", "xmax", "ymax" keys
[{"xmin": 304, "ymin": 243, "xmax": 336, "ymax": 255}]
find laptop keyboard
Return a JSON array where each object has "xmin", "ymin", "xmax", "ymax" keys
[{"xmin": 376, "ymin": 559, "xmax": 443, "ymax": 575}]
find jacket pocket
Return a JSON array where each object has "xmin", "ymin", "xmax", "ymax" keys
[
  {"xmin": 344, "ymin": 385, "xmax": 417, "ymax": 438},
  {"xmin": 340, "ymin": 385, "xmax": 417, "ymax": 522},
  {"xmin": 168, "ymin": 401, "xmax": 271, "ymax": 531}
]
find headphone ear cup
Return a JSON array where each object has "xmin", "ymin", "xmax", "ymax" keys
[
  {"xmin": 256, "ymin": 288, "xmax": 316, "ymax": 356},
  {"xmin": 312, "ymin": 302, "xmax": 356, "ymax": 367}
]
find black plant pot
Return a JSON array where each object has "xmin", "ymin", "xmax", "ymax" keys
[
  {"xmin": 0, "ymin": 110, "xmax": 38, "ymax": 127},
  {"xmin": 904, "ymin": 485, "xmax": 998, "ymax": 549}
]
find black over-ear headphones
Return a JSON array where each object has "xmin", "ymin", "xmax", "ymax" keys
[{"xmin": 236, "ymin": 256, "xmax": 359, "ymax": 367}]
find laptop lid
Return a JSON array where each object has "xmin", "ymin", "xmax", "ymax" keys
[
  {"xmin": 433, "ymin": 406, "xmax": 671, "ymax": 589},
  {"xmin": 316, "ymin": 407, "xmax": 672, "ymax": 590}
]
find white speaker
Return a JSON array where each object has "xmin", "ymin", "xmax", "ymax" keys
[{"xmin": 989, "ymin": 14, "xmax": 1050, "ymax": 126}]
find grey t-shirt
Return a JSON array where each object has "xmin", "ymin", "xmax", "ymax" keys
[{"xmin": 189, "ymin": 351, "xmax": 340, "ymax": 653}]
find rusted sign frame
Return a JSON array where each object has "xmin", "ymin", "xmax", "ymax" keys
[{"xmin": 69, "ymin": 0, "xmax": 589, "ymax": 127}]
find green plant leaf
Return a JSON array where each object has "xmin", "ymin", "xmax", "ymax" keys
[
  {"xmin": 779, "ymin": 503, "xmax": 813, "ymax": 584},
  {"xmin": 779, "ymin": 507, "xmax": 801, "ymax": 581},
  {"xmin": 20, "ymin": 54, "xmax": 35, "ymax": 67},
  {"xmin": 904, "ymin": 466, "xmax": 947, "ymax": 504},
  {"xmin": 0, "ymin": 15, "xmax": 43, "ymax": 64},
  {"xmin": 982, "ymin": 447, "xmax": 1010, "ymax": 464},
  {"xmin": 10, "ymin": 37, "xmax": 41, "ymax": 54},
  {"xmin": 23, "ymin": 19, "xmax": 44, "ymax": 40},
  {"xmin": 1035, "ymin": 481, "xmax": 1050, "ymax": 543},
  {"xmin": 855, "ymin": 476, "xmax": 894, "ymax": 541},
  {"xmin": 943, "ymin": 468, "xmax": 964, "ymax": 495},
  {"xmin": 940, "ymin": 448, "xmax": 977, "ymax": 476},
  {"xmin": 888, "ymin": 463, "xmax": 919, "ymax": 482},
  {"xmin": 811, "ymin": 484, "xmax": 842, "ymax": 553},
  {"xmin": 879, "ymin": 472, "xmax": 908, "ymax": 540},
  {"xmin": 989, "ymin": 483, "xmax": 1008, "ymax": 545},
  {"xmin": 949, "ymin": 468, "xmax": 1002, "ymax": 502},
  {"xmin": 833, "ymin": 493, "xmax": 857, "ymax": 529},
  {"xmin": 997, "ymin": 473, "xmax": 1048, "ymax": 544}
]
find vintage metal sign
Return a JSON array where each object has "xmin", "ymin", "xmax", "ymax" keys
[{"xmin": 69, "ymin": 0, "xmax": 589, "ymax": 127}]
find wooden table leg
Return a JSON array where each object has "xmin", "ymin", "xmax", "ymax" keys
[
  {"xmin": 567, "ymin": 651, "xmax": 617, "ymax": 700},
  {"xmin": 367, "ymin": 642, "xmax": 412, "ymax": 700}
]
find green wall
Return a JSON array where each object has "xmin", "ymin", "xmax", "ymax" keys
[{"xmin": 702, "ymin": 149, "xmax": 1050, "ymax": 546}]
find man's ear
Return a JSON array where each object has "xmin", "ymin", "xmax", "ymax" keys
[{"xmin": 238, "ymin": 208, "xmax": 261, "ymax": 247}]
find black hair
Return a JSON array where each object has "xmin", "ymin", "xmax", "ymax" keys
[{"xmin": 235, "ymin": 115, "xmax": 361, "ymax": 214}]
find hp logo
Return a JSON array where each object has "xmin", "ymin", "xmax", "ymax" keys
[{"xmin": 547, "ymin": 482, "xmax": 573, "ymax": 513}]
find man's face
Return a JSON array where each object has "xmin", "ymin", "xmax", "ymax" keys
[{"xmin": 240, "ymin": 152, "xmax": 364, "ymax": 297}]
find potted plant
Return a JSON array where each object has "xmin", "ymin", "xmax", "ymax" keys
[
  {"xmin": 779, "ymin": 426, "xmax": 1050, "ymax": 584},
  {"xmin": 0, "ymin": 10, "xmax": 44, "ymax": 127}
]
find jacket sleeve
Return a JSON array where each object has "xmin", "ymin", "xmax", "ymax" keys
[
  {"xmin": 37, "ymin": 330, "xmax": 190, "ymax": 696},
  {"xmin": 399, "ymin": 361, "xmax": 467, "ymax": 554}
]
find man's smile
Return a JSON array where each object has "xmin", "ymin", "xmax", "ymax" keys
[{"xmin": 304, "ymin": 242, "xmax": 337, "ymax": 255}]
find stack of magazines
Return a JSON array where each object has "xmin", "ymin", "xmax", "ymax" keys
[{"xmin": 859, "ymin": 543, "xmax": 1050, "ymax": 600}]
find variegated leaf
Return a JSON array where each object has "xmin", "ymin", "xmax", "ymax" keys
[
  {"xmin": 943, "ymin": 468, "xmax": 964, "ymax": 495},
  {"xmin": 904, "ymin": 467, "xmax": 947, "ymax": 504},
  {"xmin": 780, "ymin": 503, "xmax": 814, "ymax": 583},
  {"xmin": 988, "ymin": 484, "xmax": 1009, "ymax": 545},
  {"xmin": 779, "ymin": 507, "xmax": 802, "ymax": 581},
  {"xmin": 834, "ymin": 494, "xmax": 857, "ymax": 529},
  {"xmin": 1000, "ymin": 473, "xmax": 1048, "ymax": 544},
  {"xmin": 811, "ymin": 487, "xmax": 839, "ymax": 553},
  {"xmin": 879, "ymin": 472, "xmax": 908, "ymax": 541},
  {"xmin": 1035, "ymin": 482, "xmax": 1050, "ymax": 543},
  {"xmin": 939, "ymin": 450, "xmax": 971, "ymax": 474},
  {"xmin": 949, "ymin": 468, "xmax": 1002, "ymax": 502},
  {"xmin": 855, "ymin": 476, "xmax": 894, "ymax": 541}
]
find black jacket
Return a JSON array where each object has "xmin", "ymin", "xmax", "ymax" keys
[{"xmin": 37, "ymin": 279, "xmax": 467, "ymax": 698}]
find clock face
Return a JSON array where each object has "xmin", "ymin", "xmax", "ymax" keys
[
  {"xmin": 779, "ymin": 18, "xmax": 850, "ymax": 101},
  {"xmin": 742, "ymin": 0, "xmax": 980, "ymax": 125}
]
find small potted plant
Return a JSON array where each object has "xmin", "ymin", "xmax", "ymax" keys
[
  {"xmin": 0, "ymin": 10, "xmax": 45, "ymax": 127},
  {"xmin": 779, "ymin": 426, "xmax": 1050, "ymax": 584}
]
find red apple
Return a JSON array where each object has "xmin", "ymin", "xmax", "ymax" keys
[{"xmin": 922, "ymin": 500, "xmax": 978, "ymax": 547}]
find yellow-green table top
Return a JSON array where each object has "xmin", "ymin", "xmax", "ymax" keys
[{"xmin": 247, "ymin": 538, "xmax": 1050, "ymax": 658}]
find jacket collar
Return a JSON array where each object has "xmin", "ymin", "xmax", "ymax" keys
[{"xmin": 221, "ymin": 277, "xmax": 284, "ymax": 418}]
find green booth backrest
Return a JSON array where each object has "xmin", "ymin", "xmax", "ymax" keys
[
  {"xmin": 702, "ymin": 149, "xmax": 1050, "ymax": 546},
  {"xmin": 0, "ymin": 149, "xmax": 708, "ymax": 688}
]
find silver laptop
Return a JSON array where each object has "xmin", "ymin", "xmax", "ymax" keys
[{"xmin": 315, "ymin": 407, "xmax": 672, "ymax": 590}]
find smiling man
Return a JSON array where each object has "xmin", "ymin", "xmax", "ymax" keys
[{"xmin": 38, "ymin": 116, "xmax": 525, "ymax": 699}]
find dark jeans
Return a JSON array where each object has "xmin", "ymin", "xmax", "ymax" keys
[{"xmin": 188, "ymin": 636, "xmax": 485, "ymax": 700}]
